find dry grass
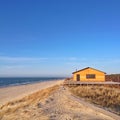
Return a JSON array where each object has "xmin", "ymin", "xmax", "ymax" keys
[
  {"xmin": 0, "ymin": 85, "xmax": 59, "ymax": 120},
  {"xmin": 0, "ymin": 85, "xmax": 118, "ymax": 120},
  {"xmin": 69, "ymin": 85, "xmax": 120, "ymax": 115}
]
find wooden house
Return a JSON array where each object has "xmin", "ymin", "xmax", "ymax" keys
[{"xmin": 72, "ymin": 67, "xmax": 106, "ymax": 82}]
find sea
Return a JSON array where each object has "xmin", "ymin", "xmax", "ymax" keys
[{"xmin": 0, "ymin": 77, "xmax": 65, "ymax": 88}]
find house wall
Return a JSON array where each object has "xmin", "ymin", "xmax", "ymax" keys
[{"xmin": 73, "ymin": 68, "xmax": 105, "ymax": 82}]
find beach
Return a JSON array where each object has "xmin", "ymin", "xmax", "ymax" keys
[
  {"xmin": 0, "ymin": 80, "xmax": 120, "ymax": 120},
  {"xmin": 0, "ymin": 79, "xmax": 63, "ymax": 106}
]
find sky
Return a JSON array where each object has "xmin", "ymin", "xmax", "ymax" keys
[{"xmin": 0, "ymin": 0, "xmax": 120, "ymax": 77}]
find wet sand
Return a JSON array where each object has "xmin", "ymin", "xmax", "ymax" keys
[{"xmin": 0, "ymin": 80, "xmax": 63, "ymax": 106}]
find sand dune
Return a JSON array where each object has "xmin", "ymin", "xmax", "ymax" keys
[
  {"xmin": 0, "ymin": 83, "xmax": 119, "ymax": 120},
  {"xmin": 37, "ymin": 86, "xmax": 119, "ymax": 120}
]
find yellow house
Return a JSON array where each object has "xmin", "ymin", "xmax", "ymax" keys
[{"xmin": 72, "ymin": 67, "xmax": 106, "ymax": 82}]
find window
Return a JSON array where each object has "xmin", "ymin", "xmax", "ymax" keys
[{"xmin": 86, "ymin": 74, "xmax": 96, "ymax": 79}]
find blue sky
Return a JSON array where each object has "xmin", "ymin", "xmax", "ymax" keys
[{"xmin": 0, "ymin": 0, "xmax": 120, "ymax": 77}]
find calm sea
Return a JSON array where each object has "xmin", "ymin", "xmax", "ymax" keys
[{"xmin": 0, "ymin": 77, "xmax": 65, "ymax": 88}]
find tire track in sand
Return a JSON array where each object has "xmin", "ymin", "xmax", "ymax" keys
[{"xmin": 38, "ymin": 86, "xmax": 117, "ymax": 120}]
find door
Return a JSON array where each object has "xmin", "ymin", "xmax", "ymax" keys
[{"xmin": 76, "ymin": 74, "xmax": 80, "ymax": 81}]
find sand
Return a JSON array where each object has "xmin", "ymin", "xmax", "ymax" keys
[
  {"xmin": 0, "ymin": 80, "xmax": 63, "ymax": 106},
  {"xmin": 0, "ymin": 80, "xmax": 120, "ymax": 120},
  {"xmin": 37, "ymin": 86, "xmax": 118, "ymax": 120}
]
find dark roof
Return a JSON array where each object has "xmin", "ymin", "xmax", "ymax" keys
[{"xmin": 72, "ymin": 67, "xmax": 106, "ymax": 74}]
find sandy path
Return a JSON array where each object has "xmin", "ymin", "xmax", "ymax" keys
[
  {"xmin": 1, "ymin": 84, "xmax": 119, "ymax": 120},
  {"xmin": 39, "ymin": 86, "xmax": 119, "ymax": 120},
  {"xmin": 0, "ymin": 80, "xmax": 63, "ymax": 106}
]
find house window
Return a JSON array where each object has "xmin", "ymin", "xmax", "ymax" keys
[{"xmin": 86, "ymin": 74, "xmax": 96, "ymax": 79}]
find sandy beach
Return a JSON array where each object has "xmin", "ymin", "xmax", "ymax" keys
[
  {"xmin": 0, "ymin": 80, "xmax": 64, "ymax": 106},
  {"xmin": 0, "ymin": 80, "xmax": 120, "ymax": 120}
]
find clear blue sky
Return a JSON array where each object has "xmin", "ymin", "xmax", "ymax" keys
[{"xmin": 0, "ymin": 0, "xmax": 120, "ymax": 77}]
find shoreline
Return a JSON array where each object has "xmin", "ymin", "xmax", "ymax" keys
[
  {"xmin": 0, "ymin": 79, "xmax": 64, "ymax": 106},
  {"xmin": 1, "ymin": 84, "xmax": 119, "ymax": 120},
  {"xmin": 1, "ymin": 81, "xmax": 120, "ymax": 120},
  {"xmin": 0, "ymin": 79, "xmax": 64, "ymax": 88},
  {"xmin": 0, "ymin": 77, "xmax": 65, "ymax": 88}
]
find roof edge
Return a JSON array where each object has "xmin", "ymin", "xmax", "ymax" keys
[{"xmin": 72, "ymin": 67, "xmax": 106, "ymax": 74}]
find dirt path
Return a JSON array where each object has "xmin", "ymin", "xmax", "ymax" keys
[
  {"xmin": 1, "ymin": 85, "xmax": 119, "ymax": 120},
  {"xmin": 39, "ymin": 86, "xmax": 119, "ymax": 120}
]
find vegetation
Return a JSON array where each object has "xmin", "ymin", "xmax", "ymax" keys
[
  {"xmin": 106, "ymin": 74, "xmax": 120, "ymax": 82},
  {"xmin": 0, "ymin": 85, "xmax": 59, "ymax": 120},
  {"xmin": 69, "ymin": 85, "xmax": 120, "ymax": 115}
]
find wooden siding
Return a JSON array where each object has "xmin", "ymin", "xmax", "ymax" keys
[{"xmin": 73, "ymin": 67, "xmax": 105, "ymax": 82}]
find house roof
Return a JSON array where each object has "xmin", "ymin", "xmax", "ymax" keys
[{"xmin": 72, "ymin": 67, "xmax": 106, "ymax": 74}]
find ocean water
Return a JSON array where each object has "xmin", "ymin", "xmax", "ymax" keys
[{"xmin": 0, "ymin": 77, "xmax": 64, "ymax": 88}]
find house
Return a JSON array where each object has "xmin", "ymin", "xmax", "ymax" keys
[{"xmin": 72, "ymin": 67, "xmax": 106, "ymax": 82}]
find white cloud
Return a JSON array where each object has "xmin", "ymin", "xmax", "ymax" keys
[
  {"xmin": 67, "ymin": 57, "xmax": 78, "ymax": 61},
  {"xmin": 0, "ymin": 65, "xmax": 26, "ymax": 69},
  {"xmin": 0, "ymin": 56, "xmax": 120, "ymax": 77},
  {"xmin": 0, "ymin": 56, "xmax": 48, "ymax": 62}
]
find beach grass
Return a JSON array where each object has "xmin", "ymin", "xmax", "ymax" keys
[
  {"xmin": 69, "ymin": 85, "xmax": 120, "ymax": 115},
  {"xmin": 0, "ymin": 84, "xmax": 119, "ymax": 120},
  {"xmin": 0, "ymin": 85, "xmax": 59, "ymax": 120}
]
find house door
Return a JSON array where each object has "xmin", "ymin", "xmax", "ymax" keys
[{"xmin": 76, "ymin": 74, "xmax": 80, "ymax": 81}]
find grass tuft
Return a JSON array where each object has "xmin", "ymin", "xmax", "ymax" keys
[{"xmin": 69, "ymin": 85, "xmax": 120, "ymax": 115}]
